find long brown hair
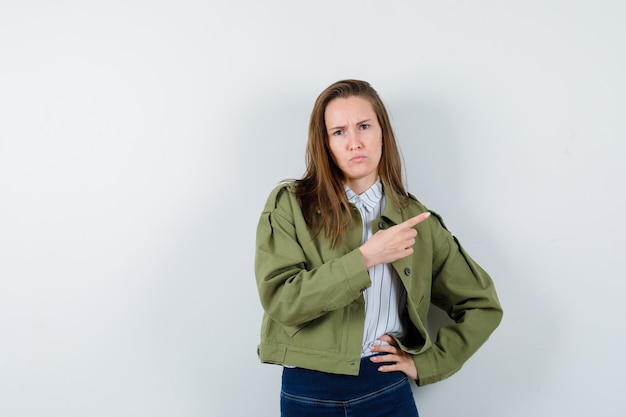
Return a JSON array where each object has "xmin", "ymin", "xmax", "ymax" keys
[{"xmin": 295, "ymin": 79, "xmax": 409, "ymax": 246}]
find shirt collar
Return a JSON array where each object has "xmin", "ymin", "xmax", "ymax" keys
[{"xmin": 345, "ymin": 178, "xmax": 383, "ymax": 212}]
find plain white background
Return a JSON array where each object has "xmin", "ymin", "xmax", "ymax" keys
[{"xmin": 1, "ymin": 1, "xmax": 625, "ymax": 416}]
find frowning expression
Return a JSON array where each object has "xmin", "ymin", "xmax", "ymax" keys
[{"xmin": 325, "ymin": 96, "xmax": 383, "ymax": 194}]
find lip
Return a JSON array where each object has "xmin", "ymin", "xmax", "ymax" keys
[{"xmin": 350, "ymin": 155, "xmax": 366, "ymax": 162}]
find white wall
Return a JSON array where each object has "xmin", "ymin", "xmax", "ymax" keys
[{"xmin": 1, "ymin": 1, "xmax": 625, "ymax": 416}]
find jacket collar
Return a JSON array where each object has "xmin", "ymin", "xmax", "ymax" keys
[{"xmin": 381, "ymin": 189, "xmax": 407, "ymax": 226}]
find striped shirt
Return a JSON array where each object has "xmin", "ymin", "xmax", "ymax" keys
[{"xmin": 345, "ymin": 179, "xmax": 407, "ymax": 357}]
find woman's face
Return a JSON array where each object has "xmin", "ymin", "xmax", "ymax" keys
[{"xmin": 325, "ymin": 96, "xmax": 383, "ymax": 194}]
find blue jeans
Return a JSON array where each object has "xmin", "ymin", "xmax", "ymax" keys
[{"xmin": 280, "ymin": 355, "xmax": 419, "ymax": 417}]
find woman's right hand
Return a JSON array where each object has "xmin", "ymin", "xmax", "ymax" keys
[{"xmin": 359, "ymin": 212, "xmax": 430, "ymax": 269}]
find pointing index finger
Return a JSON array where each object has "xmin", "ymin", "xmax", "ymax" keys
[{"xmin": 401, "ymin": 212, "xmax": 431, "ymax": 228}]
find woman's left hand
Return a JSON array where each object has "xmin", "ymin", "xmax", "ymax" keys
[{"xmin": 369, "ymin": 334, "xmax": 419, "ymax": 380}]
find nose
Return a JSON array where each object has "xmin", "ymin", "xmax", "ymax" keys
[{"xmin": 348, "ymin": 130, "xmax": 362, "ymax": 150}]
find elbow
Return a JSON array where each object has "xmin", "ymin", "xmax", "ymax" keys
[
  {"xmin": 262, "ymin": 302, "xmax": 310, "ymax": 328},
  {"xmin": 258, "ymin": 287, "xmax": 305, "ymax": 328}
]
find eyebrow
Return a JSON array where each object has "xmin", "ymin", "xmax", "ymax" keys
[{"xmin": 327, "ymin": 119, "xmax": 373, "ymax": 131}]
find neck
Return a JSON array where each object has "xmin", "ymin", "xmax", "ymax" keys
[{"xmin": 345, "ymin": 177, "xmax": 378, "ymax": 195}]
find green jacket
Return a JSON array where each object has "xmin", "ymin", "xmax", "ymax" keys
[{"xmin": 255, "ymin": 183, "xmax": 502, "ymax": 386}]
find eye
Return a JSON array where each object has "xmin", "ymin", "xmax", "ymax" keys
[
  {"xmin": 360, "ymin": 124, "xmax": 370, "ymax": 130},
  {"xmin": 332, "ymin": 129, "xmax": 344, "ymax": 136}
]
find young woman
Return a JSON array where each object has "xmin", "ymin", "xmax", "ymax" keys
[{"xmin": 255, "ymin": 79, "xmax": 502, "ymax": 416}]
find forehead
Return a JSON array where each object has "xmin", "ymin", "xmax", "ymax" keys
[{"xmin": 324, "ymin": 96, "xmax": 376, "ymax": 123}]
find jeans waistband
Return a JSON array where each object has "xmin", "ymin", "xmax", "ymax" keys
[{"xmin": 281, "ymin": 354, "xmax": 406, "ymax": 401}]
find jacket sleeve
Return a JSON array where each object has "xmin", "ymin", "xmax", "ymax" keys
[
  {"xmin": 412, "ymin": 212, "xmax": 503, "ymax": 386},
  {"xmin": 255, "ymin": 185, "xmax": 371, "ymax": 327}
]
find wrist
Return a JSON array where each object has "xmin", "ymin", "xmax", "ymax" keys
[{"xmin": 359, "ymin": 246, "xmax": 374, "ymax": 269}]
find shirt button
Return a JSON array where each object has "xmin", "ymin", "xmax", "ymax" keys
[
  {"xmin": 404, "ymin": 268, "xmax": 411, "ymax": 276},
  {"xmin": 378, "ymin": 221, "xmax": 387, "ymax": 230}
]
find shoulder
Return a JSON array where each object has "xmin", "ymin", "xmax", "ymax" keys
[
  {"xmin": 405, "ymin": 193, "xmax": 433, "ymax": 220},
  {"xmin": 407, "ymin": 192, "xmax": 427, "ymax": 212},
  {"xmin": 406, "ymin": 193, "xmax": 451, "ymax": 232},
  {"xmin": 262, "ymin": 181, "xmax": 299, "ymax": 214}
]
